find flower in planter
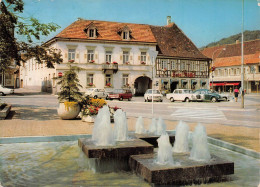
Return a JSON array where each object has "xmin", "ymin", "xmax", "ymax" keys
[
  {"xmin": 68, "ymin": 59, "xmax": 75, "ymax": 63},
  {"xmin": 163, "ymin": 68, "xmax": 167, "ymax": 71},
  {"xmin": 88, "ymin": 82, "xmax": 93, "ymax": 86},
  {"xmin": 113, "ymin": 61, "xmax": 118, "ymax": 64},
  {"xmin": 140, "ymin": 61, "xmax": 146, "ymax": 65},
  {"xmin": 125, "ymin": 62, "xmax": 130, "ymax": 65},
  {"xmin": 106, "ymin": 83, "xmax": 112, "ymax": 87},
  {"xmin": 81, "ymin": 98, "xmax": 107, "ymax": 117},
  {"xmin": 106, "ymin": 62, "xmax": 110, "ymax": 64},
  {"xmin": 89, "ymin": 60, "xmax": 95, "ymax": 63}
]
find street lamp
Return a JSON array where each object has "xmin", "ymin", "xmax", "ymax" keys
[
  {"xmin": 148, "ymin": 50, "xmax": 158, "ymax": 116},
  {"xmin": 211, "ymin": 47, "xmax": 226, "ymax": 90},
  {"xmin": 241, "ymin": 0, "xmax": 245, "ymax": 108}
]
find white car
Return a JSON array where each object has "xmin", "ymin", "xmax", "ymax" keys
[
  {"xmin": 166, "ymin": 89, "xmax": 193, "ymax": 102},
  {"xmin": 0, "ymin": 85, "xmax": 14, "ymax": 96},
  {"xmin": 84, "ymin": 88, "xmax": 108, "ymax": 99},
  {"xmin": 144, "ymin": 89, "xmax": 163, "ymax": 102}
]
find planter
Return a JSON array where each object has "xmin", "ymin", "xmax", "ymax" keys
[
  {"xmin": 82, "ymin": 115, "xmax": 96, "ymax": 123},
  {"xmin": 57, "ymin": 102, "xmax": 81, "ymax": 120}
]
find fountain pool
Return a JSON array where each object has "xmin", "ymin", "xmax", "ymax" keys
[{"xmin": 0, "ymin": 140, "xmax": 259, "ymax": 186}]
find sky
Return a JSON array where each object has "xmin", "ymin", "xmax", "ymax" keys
[{"xmin": 20, "ymin": 0, "xmax": 260, "ymax": 48}]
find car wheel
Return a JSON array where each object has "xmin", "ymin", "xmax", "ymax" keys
[
  {"xmin": 128, "ymin": 98, "xmax": 132, "ymax": 101},
  {"xmin": 223, "ymin": 97, "xmax": 227, "ymax": 101},
  {"xmin": 185, "ymin": 98, "xmax": 190, "ymax": 102},
  {"xmin": 105, "ymin": 96, "xmax": 109, "ymax": 100},
  {"xmin": 144, "ymin": 99, "xmax": 147, "ymax": 102},
  {"xmin": 160, "ymin": 99, "xmax": 163, "ymax": 102},
  {"xmin": 119, "ymin": 97, "xmax": 123, "ymax": 101},
  {"xmin": 211, "ymin": 97, "xmax": 217, "ymax": 102},
  {"xmin": 0, "ymin": 92, "xmax": 5, "ymax": 96},
  {"xmin": 94, "ymin": 95, "xmax": 97, "ymax": 99},
  {"xmin": 170, "ymin": 97, "xmax": 174, "ymax": 102}
]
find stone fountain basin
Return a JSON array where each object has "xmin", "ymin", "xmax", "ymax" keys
[
  {"xmin": 78, "ymin": 138, "xmax": 153, "ymax": 159},
  {"xmin": 129, "ymin": 153, "xmax": 234, "ymax": 185},
  {"xmin": 128, "ymin": 132, "xmax": 175, "ymax": 148}
]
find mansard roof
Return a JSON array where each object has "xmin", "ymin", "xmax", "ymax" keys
[{"xmin": 150, "ymin": 23, "xmax": 209, "ymax": 60}]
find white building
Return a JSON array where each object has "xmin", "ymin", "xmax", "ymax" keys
[{"xmin": 21, "ymin": 18, "xmax": 209, "ymax": 95}]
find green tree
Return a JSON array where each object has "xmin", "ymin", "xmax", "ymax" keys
[
  {"xmin": 0, "ymin": 0, "xmax": 62, "ymax": 71},
  {"xmin": 57, "ymin": 61, "xmax": 83, "ymax": 103}
]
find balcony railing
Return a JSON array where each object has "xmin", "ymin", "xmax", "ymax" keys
[
  {"xmin": 156, "ymin": 70, "xmax": 208, "ymax": 78},
  {"xmin": 102, "ymin": 63, "xmax": 118, "ymax": 74}
]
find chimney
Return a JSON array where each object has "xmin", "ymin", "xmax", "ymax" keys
[
  {"xmin": 167, "ymin": 16, "xmax": 171, "ymax": 25},
  {"xmin": 236, "ymin": 40, "xmax": 240, "ymax": 44}
]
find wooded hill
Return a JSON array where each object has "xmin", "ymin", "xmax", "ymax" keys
[{"xmin": 201, "ymin": 30, "xmax": 260, "ymax": 49}]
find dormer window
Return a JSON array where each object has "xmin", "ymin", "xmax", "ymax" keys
[
  {"xmin": 118, "ymin": 25, "xmax": 131, "ymax": 41},
  {"xmin": 123, "ymin": 31, "xmax": 129, "ymax": 40},
  {"xmin": 84, "ymin": 22, "xmax": 98, "ymax": 38},
  {"xmin": 89, "ymin": 29, "xmax": 95, "ymax": 38}
]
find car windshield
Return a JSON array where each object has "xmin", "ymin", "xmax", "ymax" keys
[
  {"xmin": 147, "ymin": 90, "xmax": 160, "ymax": 94},
  {"xmin": 184, "ymin": 90, "xmax": 192, "ymax": 93},
  {"xmin": 114, "ymin": 89, "xmax": 124, "ymax": 93}
]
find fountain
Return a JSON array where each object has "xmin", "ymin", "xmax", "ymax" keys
[
  {"xmin": 148, "ymin": 118, "xmax": 157, "ymax": 134},
  {"xmin": 130, "ymin": 117, "xmax": 174, "ymax": 147},
  {"xmin": 129, "ymin": 122, "xmax": 234, "ymax": 185},
  {"xmin": 156, "ymin": 134, "xmax": 174, "ymax": 165},
  {"xmin": 135, "ymin": 116, "xmax": 146, "ymax": 134},
  {"xmin": 78, "ymin": 106, "xmax": 153, "ymax": 165},
  {"xmin": 91, "ymin": 106, "xmax": 115, "ymax": 146},
  {"xmin": 156, "ymin": 117, "xmax": 167, "ymax": 135},
  {"xmin": 114, "ymin": 109, "xmax": 128, "ymax": 141},
  {"xmin": 172, "ymin": 120, "xmax": 190, "ymax": 153},
  {"xmin": 79, "ymin": 110, "xmax": 234, "ymax": 185},
  {"xmin": 190, "ymin": 123, "xmax": 211, "ymax": 161}
]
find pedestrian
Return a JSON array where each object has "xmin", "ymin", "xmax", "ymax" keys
[{"xmin": 234, "ymin": 87, "xmax": 239, "ymax": 102}]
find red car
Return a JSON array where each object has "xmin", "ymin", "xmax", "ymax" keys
[{"xmin": 108, "ymin": 89, "xmax": 133, "ymax": 101}]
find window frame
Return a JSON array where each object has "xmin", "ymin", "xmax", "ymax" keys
[
  {"xmin": 68, "ymin": 49, "xmax": 76, "ymax": 61},
  {"xmin": 105, "ymin": 51, "xmax": 112, "ymax": 63},
  {"xmin": 141, "ymin": 52, "xmax": 147, "ymax": 63}
]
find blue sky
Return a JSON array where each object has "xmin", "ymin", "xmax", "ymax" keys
[{"xmin": 21, "ymin": 0, "xmax": 260, "ymax": 48}]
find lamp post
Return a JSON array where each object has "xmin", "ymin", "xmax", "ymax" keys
[
  {"xmin": 241, "ymin": 0, "xmax": 245, "ymax": 108},
  {"xmin": 148, "ymin": 50, "xmax": 158, "ymax": 116},
  {"xmin": 211, "ymin": 48, "xmax": 226, "ymax": 90}
]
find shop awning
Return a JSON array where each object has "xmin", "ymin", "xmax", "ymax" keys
[{"xmin": 210, "ymin": 82, "xmax": 240, "ymax": 86}]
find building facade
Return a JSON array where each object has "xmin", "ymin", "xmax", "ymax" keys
[
  {"xmin": 202, "ymin": 40, "xmax": 260, "ymax": 93},
  {"xmin": 21, "ymin": 18, "xmax": 210, "ymax": 94}
]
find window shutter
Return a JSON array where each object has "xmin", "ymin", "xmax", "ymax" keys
[
  {"xmin": 95, "ymin": 54, "xmax": 98, "ymax": 59},
  {"xmin": 148, "ymin": 56, "xmax": 150, "ymax": 61},
  {"xmin": 120, "ymin": 55, "xmax": 123, "ymax": 60},
  {"xmin": 84, "ymin": 54, "xmax": 87, "ymax": 59},
  {"xmin": 65, "ymin": 53, "xmax": 68, "ymax": 58},
  {"xmin": 138, "ymin": 56, "xmax": 140, "ymax": 61},
  {"xmin": 76, "ymin": 53, "xmax": 79, "ymax": 59},
  {"xmin": 130, "ymin": 56, "xmax": 132, "ymax": 60}
]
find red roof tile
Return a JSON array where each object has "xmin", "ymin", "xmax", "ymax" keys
[
  {"xmin": 150, "ymin": 24, "xmax": 209, "ymax": 59},
  {"xmin": 56, "ymin": 19, "xmax": 156, "ymax": 43}
]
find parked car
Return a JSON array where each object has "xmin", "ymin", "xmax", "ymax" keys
[
  {"xmin": 166, "ymin": 89, "xmax": 193, "ymax": 102},
  {"xmin": 107, "ymin": 89, "xmax": 133, "ymax": 101},
  {"xmin": 84, "ymin": 88, "xmax": 108, "ymax": 99},
  {"xmin": 191, "ymin": 89, "xmax": 221, "ymax": 102},
  {"xmin": 213, "ymin": 91, "xmax": 231, "ymax": 101},
  {"xmin": 0, "ymin": 85, "xmax": 14, "ymax": 96},
  {"xmin": 144, "ymin": 89, "xmax": 163, "ymax": 102}
]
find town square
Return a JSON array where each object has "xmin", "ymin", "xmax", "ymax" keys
[{"xmin": 0, "ymin": 0, "xmax": 259, "ymax": 186}]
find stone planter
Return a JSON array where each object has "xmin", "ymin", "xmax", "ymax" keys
[
  {"xmin": 57, "ymin": 102, "xmax": 81, "ymax": 120},
  {"xmin": 82, "ymin": 115, "xmax": 96, "ymax": 123},
  {"xmin": 0, "ymin": 104, "xmax": 11, "ymax": 120}
]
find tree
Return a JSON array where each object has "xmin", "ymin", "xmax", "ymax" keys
[
  {"xmin": 57, "ymin": 60, "xmax": 83, "ymax": 103},
  {"xmin": 0, "ymin": 0, "xmax": 63, "ymax": 71}
]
